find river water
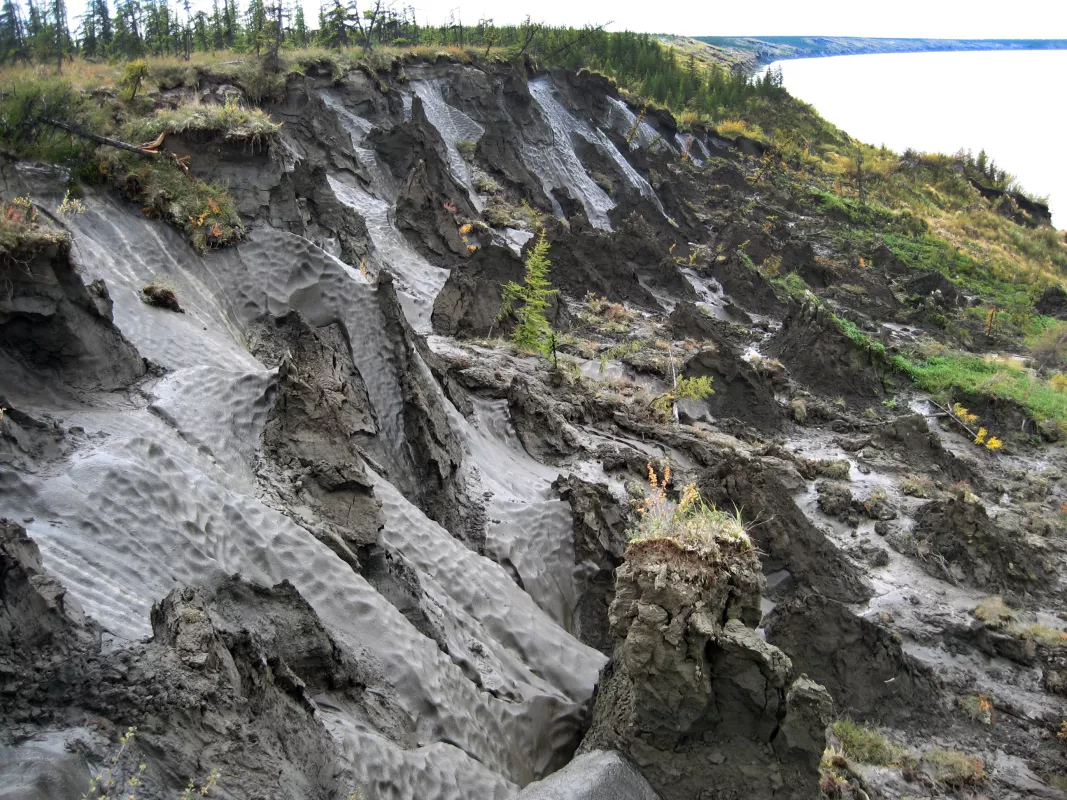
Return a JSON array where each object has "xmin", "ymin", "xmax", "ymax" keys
[{"xmin": 766, "ymin": 50, "xmax": 1067, "ymax": 228}]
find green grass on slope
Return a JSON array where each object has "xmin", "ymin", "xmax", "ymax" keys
[{"xmin": 896, "ymin": 352, "xmax": 1067, "ymax": 424}]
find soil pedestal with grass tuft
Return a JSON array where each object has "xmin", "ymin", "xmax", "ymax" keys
[{"xmin": 580, "ymin": 538, "xmax": 833, "ymax": 800}]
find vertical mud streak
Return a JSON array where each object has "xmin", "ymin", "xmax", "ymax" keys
[
  {"xmin": 318, "ymin": 91, "xmax": 450, "ymax": 333},
  {"xmin": 411, "ymin": 78, "xmax": 486, "ymax": 210},
  {"xmin": 524, "ymin": 78, "xmax": 667, "ymax": 228}
]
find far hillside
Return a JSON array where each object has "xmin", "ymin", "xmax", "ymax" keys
[{"xmin": 685, "ymin": 34, "xmax": 1067, "ymax": 69}]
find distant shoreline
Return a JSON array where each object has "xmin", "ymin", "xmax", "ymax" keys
[{"xmin": 678, "ymin": 36, "xmax": 1067, "ymax": 71}]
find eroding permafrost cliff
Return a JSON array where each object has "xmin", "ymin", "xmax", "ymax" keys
[{"xmin": 2, "ymin": 57, "xmax": 1066, "ymax": 800}]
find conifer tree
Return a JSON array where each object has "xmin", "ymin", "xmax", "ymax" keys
[
  {"xmin": 50, "ymin": 0, "xmax": 68, "ymax": 70},
  {"xmin": 289, "ymin": 3, "xmax": 306, "ymax": 47},
  {"xmin": 0, "ymin": 0, "xmax": 28, "ymax": 64},
  {"xmin": 499, "ymin": 230, "xmax": 557, "ymax": 356}
]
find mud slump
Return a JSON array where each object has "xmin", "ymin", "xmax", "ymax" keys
[{"xmin": 2, "ymin": 59, "xmax": 1067, "ymax": 800}]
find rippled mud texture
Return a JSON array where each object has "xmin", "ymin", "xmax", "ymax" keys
[{"xmin": 3, "ymin": 56, "xmax": 1067, "ymax": 800}]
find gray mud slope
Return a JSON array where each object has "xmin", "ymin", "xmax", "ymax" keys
[{"xmin": 2, "ymin": 58, "xmax": 1067, "ymax": 800}]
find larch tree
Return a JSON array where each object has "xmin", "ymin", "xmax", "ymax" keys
[{"xmin": 499, "ymin": 230, "xmax": 558, "ymax": 357}]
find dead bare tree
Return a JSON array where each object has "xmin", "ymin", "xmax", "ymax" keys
[
  {"xmin": 516, "ymin": 15, "xmax": 541, "ymax": 57},
  {"xmin": 264, "ymin": 0, "xmax": 286, "ymax": 72},
  {"xmin": 352, "ymin": 0, "xmax": 385, "ymax": 51}
]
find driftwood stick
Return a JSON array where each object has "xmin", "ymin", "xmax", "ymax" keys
[
  {"xmin": 928, "ymin": 398, "xmax": 979, "ymax": 439},
  {"xmin": 42, "ymin": 117, "xmax": 159, "ymax": 157}
]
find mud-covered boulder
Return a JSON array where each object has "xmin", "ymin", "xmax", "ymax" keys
[
  {"xmin": 432, "ymin": 244, "xmax": 523, "ymax": 337},
  {"xmin": 1040, "ymin": 645, "xmax": 1067, "ymax": 695},
  {"xmin": 904, "ymin": 271, "xmax": 966, "ymax": 308},
  {"xmin": 1035, "ymin": 285, "xmax": 1067, "ymax": 319},
  {"xmin": 431, "ymin": 244, "xmax": 569, "ymax": 339},
  {"xmin": 698, "ymin": 454, "xmax": 872, "ymax": 603},
  {"xmin": 709, "ymin": 253, "xmax": 783, "ymax": 316},
  {"xmin": 535, "ymin": 214, "xmax": 688, "ymax": 311},
  {"xmin": 0, "ymin": 243, "xmax": 145, "ymax": 391},
  {"xmin": 667, "ymin": 300, "xmax": 732, "ymax": 342},
  {"xmin": 764, "ymin": 594, "xmax": 940, "ymax": 722},
  {"xmin": 0, "ymin": 730, "xmax": 95, "ymax": 800},
  {"xmin": 249, "ymin": 310, "xmax": 383, "ymax": 569},
  {"xmin": 683, "ymin": 345, "xmax": 782, "ymax": 433},
  {"xmin": 0, "ymin": 519, "xmax": 96, "ymax": 665},
  {"xmin": 554, "ymin": 475, "xmax": 629, "ymax": 654},
  {"xmin": 871, "ymin": 413, "xmax": 982, "ymax": 488},
  {"xmin": 580, "ymin": 540, "xmax": 832, "ymax": 800},
  {"xmin": 379, "ymin": 95, "xmax": 478, "ymax": 265},
  {"xmin": 767, "ymin": 302, "xmax": 888, "ymax": 402},
  {"xmin": 0, "ymin": 399, "xmax": 74, "ymax": 472},
  {"xmin": 379, "ymin": 276, "xmax": 478, "ymax": 543},
  {"xmin": 1, "ymin": 526, "xmax": 384, "ymax": 800},
  {"xmin": 816, "ymin": 480, "xmax": 859, "ymax": 524},
  {"xmin": 910, "ymin": 499, "xmax": 1051, "ymax": 593},
  {"xmin": 514, "ymin": 750, "xmax": 661, "ymax": 800},
  {"xmin": 508, "ymin": 375, "xmax": 580, "ymax": 462},
  {"xmin": 584, "ymin": 539, "xmax": 832, "ymax": 800}
]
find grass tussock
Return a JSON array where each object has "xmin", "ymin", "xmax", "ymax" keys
[
  {"xmin": 831, "ymin": 719, "xmax": 901, "ymax": 766},
  {"xmin": 900, "ymin": 474, "xmax": 936, "ymax": 498},
  {"xmin": 973, "ymin": 597, "xmax": 1067, "ymax": 647},
  {"xmin": 0, "ymin": 197, "xmax": 69, "ymax": 259},
  {"xmin": 920, "ymin": 748, "xmax": 986, "ymax": 788},
  {"xmin": 135, "ymin": 99, "xmax": 281, "ymax": 146},
  {"xmin": 629, "ymin": 464, "xmax": 752, "ymax": 560},
  {"xmin": 140, "ymin": 283, "xmax": 184, "ymax": 312},
  {"xmin": 958, "ymin": 693, "xmax": 994, "ymax": 725}
]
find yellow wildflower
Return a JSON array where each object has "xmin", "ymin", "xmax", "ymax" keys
[
  {"xmin": 974, "ymin": 427, "xmax": 987, "ymax": 445},
  {"xmin": 954, "ymin": 404, "xmax": 979, "ymax": 426},
  {"xmin": 985, "ymin": 436, "xmax": 1003, "ymax": 451}
]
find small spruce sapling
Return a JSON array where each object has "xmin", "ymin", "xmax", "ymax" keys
[{"xmin": 499, "ymin": 230, "xmax": 557, "ymax": 356}]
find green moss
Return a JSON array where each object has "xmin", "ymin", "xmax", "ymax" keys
[
  {"xmin": 832, "ymin": 314, "xmax": 887, "ymax": 358},
  {"xmin": 771, "ymin": 271, "xmax": 811, "ymax": 303}
]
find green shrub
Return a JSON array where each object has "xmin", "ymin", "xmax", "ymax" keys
[
  {"xmin": 499, "ymin": 230, "xmax": 557, "ymax": 355},
  {"xmin": 456, "ymin": 139, "xmax": 477, "ymax": 161}
]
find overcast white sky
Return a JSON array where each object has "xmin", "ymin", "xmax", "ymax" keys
[{"xmin": 403, "ymin": 0, "xmax": 1067, "ymax": 39}]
